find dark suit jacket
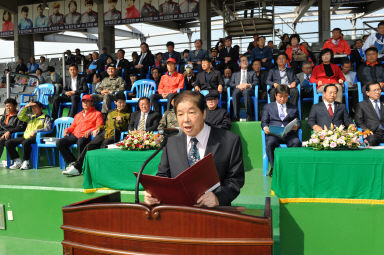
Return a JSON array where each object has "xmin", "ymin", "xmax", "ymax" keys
[
  {"xmin": 256, "ymin": 70, "xmax": 268, "ymax": 92},
  {"xmin": 266, "ymin": 67, "xmax": 300, "ymax": 86},
  {"xmin": 230, "ymin": 70, "xmax": 258, "ymax": 89},
  {"xmin": 355, "ymin": 99, "xmax": 384, "ymax": 132},
  {"xmin": 219, "ymin": 47, "xmax": 239, "ymax": 71},
  {"xmin": 187, "ymin": 49, "xmax": 209, "ymax": 63},
  {"xmin": 128, "ymin": 110, "xmax": 161, "ymax": 132},
  {"xmin": 261, "ymin": 102, "xmax": 301, "ymax": 131},
  {"xmin": 157, "ymin": 127, "xmax": 245, "ymax": 206},
  {"xmin": 162, "ymin": 51, "xmax": 181, "ymax": 64},
  {"xmin": 0, "ymin": 114, "xmax": 26, "ymax": 136},
  {"xmin": 195, "ymin": 70, "xmax": 223, "ymax": 90},
  {"xmin": 205, "ymin": 109, "xmax": 231, "ymax": 130},
  {"xmin": 134, "ymin": 52, "xmax": 155, "ymax": 75},
  {"xmin": 307, "ymin": 102, "xmax": 353, "ymax": 129},
  {"xmin": 357, "ymin": 63, "xmax": 384, "ymax": 86},
  {"xmin": 64, "ymin": 76, "xmax": 88, "ymax": 95}
]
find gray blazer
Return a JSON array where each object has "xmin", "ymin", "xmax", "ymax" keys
[
  {"xmin": 157, "ymin": 127, "xmax": 245, "ymax": 206},
  {"xmin": 230, "ymin": 70, "xmax": 258, "ymax": 89}
]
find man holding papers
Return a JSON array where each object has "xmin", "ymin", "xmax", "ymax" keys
[
  {"xmin": 144, "ymin": 91, "xmax": 244, "ymax": 207},
  {"xmin": 261, "ymin": 85, "xmax": 301, "ymax": 177}
]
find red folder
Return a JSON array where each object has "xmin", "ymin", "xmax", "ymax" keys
[{"xmin": 134, "ymin": 153, "xmax": 221, "ymax": 206}]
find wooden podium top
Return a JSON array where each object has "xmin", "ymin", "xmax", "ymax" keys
[{"xmin": 62, "ymin": 192, "xmax": 273, "ymax": 255}]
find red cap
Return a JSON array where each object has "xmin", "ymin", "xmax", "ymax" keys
[
  {"xmin": 167, "ymin": 58, "xmax": 176, "ymax": 63},
  {"xmin": 82, "ymin": 94, "xmax": 93, "ymax": 101}
]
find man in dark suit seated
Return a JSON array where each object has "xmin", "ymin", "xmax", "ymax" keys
[
  {"xmin": 307, "ymin": 84, "xmax": 354, "ymax": 132},
  {"xmin": 194, "ymin": 58, "xmax": 224, "ymax": 94},
  {"xmin": 116, "ymin": 48, "xmax": 130, "ymax": 78},
  {"xmin": 128, "ymin": 97, "xmax": 161, "ymax": 132},
  {"xmin": 296, "ymin": 60, "xmax": 313, "ymax": 98},
  {"xmin": 357, "ymin": 47, "xmax": 384, "ymax": 99},
  {"xmin": 219, "ymin": 36, "xmax": 239, "ymax": 72},
  {"xmin": 51, "ymin": 64, "xmax": 88, "ymax": 119},
  {"xmin": 251, "ymin": 59, "xmax": 268, "ymax": 100},
  {"xmin": 162, "ymin": 41, "xmax": 181, "ymax": 65},
  {"xmin": 261, "ymin": 85, "xmax": 301, "ymax": 177},
  {"xmin": 144, "ymin": 91, "xmax": 244, "ymax": 207},
  {"xmin": 187, "ymin": 39, "xmax": 209, "ymax": 71},
  {"xmin": 266, "ymin": 53, "xmax": 300, "ymax": 105},
  {"xmin": 230, "ymin": 56, "xmax": 258, "ymax": 121},
  {"xmin": 133, "ymin": 42, "xmax": 154, "ymax": 78},
  {"xmin": 355, "ymin": 82, "xmax": 384, "ymax": 146},
  {"xmin": 205, "ymin": 90, "xmax": 231, "ymax": 130}
]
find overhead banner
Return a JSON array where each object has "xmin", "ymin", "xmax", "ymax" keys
[{"xmin": 0, "ymin": 0, "xmax": 199, "ymax": 37}]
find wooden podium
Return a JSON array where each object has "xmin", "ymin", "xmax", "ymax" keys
[{"xmin": 61, "ymin": 192, "xmax": 273, "ymax": 255}]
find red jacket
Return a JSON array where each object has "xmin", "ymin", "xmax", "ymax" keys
[
  {"xmin": 322, "ymin": 38, "xmax": 351, "ymax": 55},
  {"xmin": 285, "ymin": 45, "xmax": 309, "ymax": 63},
  {"xmin": 66, "ymin": 107, "xmax": 104, "ymax": 138},
  {"xmin": 310, "ymin": 63, "xmax": 345, "ymax": 89},
  {"xmin": 158, "ymin": 71, "xmax": 185, "ymax": 94}
]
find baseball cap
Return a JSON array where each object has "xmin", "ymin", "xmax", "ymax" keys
[
  {"xmin": 82, "ymin": 94, "xmax": 93, "ymax": 101},
  {"xmin": 107, "ymin": 62, "xmax": 116, "ymax": 68},
  {"xmin": 167, "ymin": 58, "xmax": 176, "ymax": 63},
  {"xmin": 206, "ymin": 90, "xmax": 219, "ymax": 100}
]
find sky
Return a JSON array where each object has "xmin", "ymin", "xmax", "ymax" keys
[{"xmin": 0, "ymin": 6, "xmax": 383, "ymax": 62}]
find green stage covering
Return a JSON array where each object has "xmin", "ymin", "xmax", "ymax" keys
[
  {"xmin": 271, "ymin": 147, "xmax": 384, "ymax": 203},
  {"xmin": 83, "ymin": 149, "xmax": 161, "ymax": 192}
]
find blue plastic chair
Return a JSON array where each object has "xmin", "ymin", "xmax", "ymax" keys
[
  {"xmin": 33, "ymin": 117, "xmax": 73, "ymax": 169},
  {"xmin": 20, "ymin": 83, "xmax": 55, "ymax": 116},
  {"xmin": 226, "ymin": 86, "xmax": 258, "ymax": 120},
  {"xmin": 6, "ymin": 132, "xmax": 36, "ymax": 168},
  {"xmin": 313, "ymin": 82, "xmax": 349, "ymax": 112},
  {"xmin": 126, "ymin": 79, "xmax": 157, "ymax": 112},
  {"xmin": 261, "ymin": 129, "xmax": 303, "ymax": 176},
  {"xmin": 266, "ymin": 84, "xmax": 302, "ymax": 119},
  {"xmin": 53, "ymin": 117, "xmax": 75, "ymax": 170}
]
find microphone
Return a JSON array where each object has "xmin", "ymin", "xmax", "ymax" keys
[{"xmin": 158, "ymin": 127, "xmax": 182, "ymax": 137}]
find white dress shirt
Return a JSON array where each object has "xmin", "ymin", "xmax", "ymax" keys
[
  {"xmin": 138, "ymin": 112, "xmax": 149, "ymax": 131},
  {"xmin": 370, "ymin": 98, "xmax": 381, "ymax": 110},
  {"xmin": 138, "ymin": 53, "xmax": 147, "ymax": 65},
  {"xmin": 323, "ymin": 100, "xmax": 335, "ymax": 113},
  {"xmin": 279, "ymin": 68, "xmax": 289, "ymax": 86},
  {"xmin": 239, "ymin": 69, "xmax": 247, "ymax": 85},
  {"xmin": 71, "ymin": 76, "xmax": 77, "ymax": 92},
  {"xmin": 186, "ymin": 123, "xmax": 211, "ymax": 158},
  {"xmin": 343, "ymin": 71, "xmax": 356, "ymax": 88}
]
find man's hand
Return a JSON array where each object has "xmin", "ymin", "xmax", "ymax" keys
[
  {"xmin": 195, "ymin": 192, "xmax": 219, "ymax": 208},
  {"xmin": 63, "ymin": 129, "xmax": 68, "ymax": 136},
  {"xmin": 218, "ymin": 85, "xmax": 223, "ymax": 93},
  {"xmin": 194, "ymin": 86, "xmax": 200, "ymax": 92},
  {"xmin": 224, "ymin": 57, "xmax": 231, "ymax": 63},
  {"xmin": 338, "ymin": 79, "xmax": 344, "ymax": 85},
  {"xmin": 83, "ymin": 130, "xmax": 92, "ymax": 138},
  {"xmin": 313, "ymin": 125, "xmax": 323, "ymax": 133},
  {"xmin": 379, "ymin": 82, "xmax": 384, "ymax": 88},
  {"xmin": 3, "ymin": 131, "xmax": 10, "ymax": 140},
  {"xmin": 26, "ymin": 102, "xmax": 36, "ymax": 108},
  {"xmin": 162, "ymin": 93, "xmax": 169, "ymax": 99},
  {"xmin": 273, "ymin": 83, "xmax": 279, "ymax": 88},
  {"xmin": 135, "ymin": 64, "xmax": 143, "ymax": 69},
  {"xmin": 264, "ymin": 126, "xmax": 271, "ymax": 135},
  {"xmin": 92, "ymin": 129, "xmax": 99, "ymax": 137},
  {"xmin": 262, "ymin": 58, "xmax": 267, "ymax": 63},
  {"xmin": 65, "ymin": 91, "xmax": 75, "ymax": 96},
  {"xmin": 144, "ymin": 191, "xmax": 160, "ymax": 206},
  {"xmin": 290, "ymin": 82, "xmax": 297, "ymax": 88},
  {"xmin": 291, "ymin": 124, "xmax": 298, "ymax": 131},
  {"xmin": 115, "ymin": 116, "xmax": 122, "ymax": 122}
]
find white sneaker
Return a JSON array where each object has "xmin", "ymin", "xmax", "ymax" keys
[
  {"xmin": 9, "ymin": 159, "xmax": 22, "ymax": 169},
  {"xmin": 20, "ymin": 160, "xmax": 31, "ymax": 170},
  {"xmin": 65, "ymin": 162, "xmax": 75, "ymax": 171},
  {"xmin": 63, "ymin": 165, "xmax": 80, "ymax": 176}
]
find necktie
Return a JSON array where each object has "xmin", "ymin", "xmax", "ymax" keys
[
  {"xmin": 188, "ymin": 137, "xmax": 200, "ymax": 166},
  {"xmin": 374, "ymin": 100, "xmax": 381, "ymax": 120},
  {"xmin": 328, "ymin": 103, "xmax": 333, "ymax": 118},
  {"xmin": 138, "ymin": 113, "xmax": 146, "ymax": 131},
  {"xmin": 279, "ymin": 105, "xmax": 286, "ymax": 121}
]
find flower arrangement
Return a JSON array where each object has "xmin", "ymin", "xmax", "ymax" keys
[
  {"xmin": 116, "ymin": 130, "xmax": 163, "ymax": 151},
  {"xmin": 303, "ymin": 125, "xmax": 364, "ymax": 150}
]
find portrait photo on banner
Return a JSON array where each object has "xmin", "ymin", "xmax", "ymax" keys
[{"xmin": 1, "ymin": 9, "xmax": 14, "ymax": 33}]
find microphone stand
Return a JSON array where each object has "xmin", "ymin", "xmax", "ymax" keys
[{"xmin": 134, "ymin": 135, "xmax": 168, "ymax": 204}]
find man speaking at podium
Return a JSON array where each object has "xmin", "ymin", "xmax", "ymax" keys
[{"xmin": 144, "ymin": 91, "xmax": 244, "ymax": 207}]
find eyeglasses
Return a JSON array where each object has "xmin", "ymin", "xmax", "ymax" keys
[{"xmin": 371, "ymin": 89, "xmax": 382, "ymax": 92}]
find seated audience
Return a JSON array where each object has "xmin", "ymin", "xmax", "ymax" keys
[
  {"xmin": 250, "ymin": 36, "xmax": 274, "ymax": 70},
  {"xmin": 296, "ymin": 60, "xmax": 313, "ymax": 97},
  {"xmin": 86, "ymin": 51, "xmax": 104, "ymax": 83},
  {"xmin": 355, "ymin": 82, "xmax": 384, "ymax": 146},
  {"xmin": 261, "ymin": 85, "xmax": 301, "ymax": 177},
  {"xmin": 307, "ymin": 84, "xmax": 354, "ymax": 132},
  {"xmin": 0, "ymin": 98, "xmax": 26, "ymax": 159},
  {"xmin": 134, "ymin": 42, "xmax": 154, "ymax": 78},
  {"xmin": 158, "ymin": 94, "xmax": 178, "ymax": 130},
  {"xmin": 150, "ymin": 68, "xmax": 161, "ymax": 87},
  {"xmin": 247, "ymin": 34, "xmax": 259, "ymax": 52},
  {"xmin": 278, "ymin": 34, "xmax": 290, "ymax": 52},
  {"xmin": 251, "ymin": 60, "xmax": 268, "ymax": 100},
  {"xmin": 150, "ymin": 58, "xmax": 184, "ymax": 113},
  {"xmin": 27, "ymin": 57, "xmax": 39, "ymax": 74},
  {"xmin": 187, "ymin": 39, "xmax": 209, "ymax": 71},
  {"xmin": 266, "ymin": 53, "xmax": 299, "ymax": 105},
  {"xmin": 39, "ymin": 56, "xmax": 48, "ymax": 72},
  {"xmin": 285, "ymin": 34, "xmax": 310, "ymax": 73},
  {"xmin": 194, "ymin": 58, "xmax": 223, "ymax": 93},
  {"xmin": 179, "ymin": 49, "xmax": 190, "ymax": 73},
  {"xmin": 219, "ymin": 36, "xmax": 239, "ymax": 72},
  {"xmin": 350, "ymin": 39, "xmax": 365, "ymax": 68},
  {"xmin": 205, "ymin": 90, "xmax": 231, "ymax": 130},
  {"xmin": 116, "ymin": 48, "xmax": 130, "ymax": 77},
  {"xmin": 47, "ymin": 66, "xmax": 62, "ymax": 93},
  {"xmin": 63, "ymin": 92, "xmax": 130, "ymax": 176},
  {"xmin": 52, "ymin": 64, "xmax": 87, "ymax": 119},
  {"xmin": 301, "ymin": 42, "xmax": 316, "ymax": 64},
  {"xmin": 6, "ymin": 102, "xmax": 52, "ymax": 170},
  {"xmin": 1, "ymin": 69, "xmax": 14, "ymax": 88},
  {"xmin": 162, "ymin": 41, "xmax": 181, "ymax": 64},
  {"xmin": 357, "ymin": 47, "xmax": 384, "ymax": 98},
  {"xmin": 322, "ymin": 28, "xmax": 351, "ymax": 61},
  {"xmin": 341, "ymin": 59, "xmax": 356, "ymax": 88},
  {"xmin": 310, "ymin": 48, "xmax": 345, "ymax": 103},
  {"xmin": 16, "ymin": 58, "xmax": 27, "ymax": 73},
  {"xmin": 92, "ymin": 63, "xmax": 125, "ymax": 115},
  {"xmin": 210, "ymin": 47, "xmax": 222, "ymax": 71},
  {"xmin": 362, "ymin": 21, "xmax": 384, "ymax": 53},
  {"xmin": 91, "ymin": 73, "xmax": 102, "ymax": 94},
  {"xmin": 65, "ymin": 50, "xmax": 77, "ymax": 65},
  {"xmin": 57, "ymin": 95, "xmax": 103, "ymax": 176},
  {"xmin": 74, "ymin": 48, "xmax": 85, "ymax": 66},
  {"xmin": 129, "ymin": 97, "xmax": 161, "ymax": 132},
  {"xmin": 183, "ymin": 64, "xmax": 195, "ymax": 90},
  {"xmin": 230, "ymin": 56, "xmax": 258, "ymax": 121}
]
